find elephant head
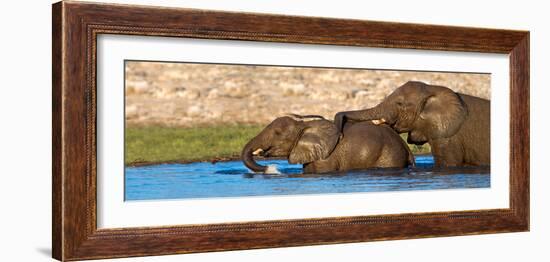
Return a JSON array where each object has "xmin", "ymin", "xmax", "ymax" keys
[
  {"xmin": 335, "ymin": 81, "xmax": 468, "ymax": 145},
  {"xmin": 242, "ymin": 114, "xmax": 340, "ymax": 173}
]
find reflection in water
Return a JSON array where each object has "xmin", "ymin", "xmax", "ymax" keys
[{"xmin": 125, "ymin": 155, "xmax": 490, "ymax": 201}]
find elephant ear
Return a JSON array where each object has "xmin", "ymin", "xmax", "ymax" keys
[
  {"xmin": 418, "ymin": 85, "xmax": 468, "ymax": 139},
  {"xmin": 288, "ymin": 120, "xmax": 340, "ymax": 164}
]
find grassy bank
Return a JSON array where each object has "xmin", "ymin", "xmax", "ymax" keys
[
  {"xmin": 125, "ymin": 125, "xmax": 263, "ymax": 165},
  {"xmin": 401, "ymin": 133, "xmax": 432, "ymax": 155},
  {"xmin": 125, "ymin": 126, "xmax": 430, "ymax": 165}
]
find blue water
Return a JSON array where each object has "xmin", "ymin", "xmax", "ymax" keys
[{"xmin": 125, "ymin": 155, "xmax": 490, "ymax": 201}]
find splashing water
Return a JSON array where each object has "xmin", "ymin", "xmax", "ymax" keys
[{"xmin": 265, "ymin": 164, "xmax": 281, "ymax": 174}]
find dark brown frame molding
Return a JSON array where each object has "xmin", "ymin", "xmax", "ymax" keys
[{"xmin": 52, "ymin": 1, "xmax": 529, "ymax": 261}]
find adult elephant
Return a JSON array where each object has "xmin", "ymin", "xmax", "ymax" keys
[
  {"xmin": 334, "ymin": 81, "xmax": 490, "ymax": 167},
  {"xmin": 242, "ymin": 114, "xmax": 414, "ymax": 174}
]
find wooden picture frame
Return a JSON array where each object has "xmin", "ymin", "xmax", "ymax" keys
[{"xmin": 52, "ymin": 1, "xmax": 529, "ymax": 261}]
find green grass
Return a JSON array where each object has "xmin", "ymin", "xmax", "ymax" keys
[
  {"xmin": 401, "ymin": 133, "xmax": 431, "ymax": 155},
  {"xmin": 125, "ymin": 125, "xmax": 263, "ymax": 165},
  {"xmin": 125, "ymin": 125, "xmax": 431, "ymax": 165}
]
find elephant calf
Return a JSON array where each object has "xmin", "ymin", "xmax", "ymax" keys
[{"xmin": 242, "ymin": 114, "xmax": 414, "ymax": 174}]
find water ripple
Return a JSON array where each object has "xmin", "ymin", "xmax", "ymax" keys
[{"xmin": 125, "ymin": 155, "xmax": 490, "ymax": 201}]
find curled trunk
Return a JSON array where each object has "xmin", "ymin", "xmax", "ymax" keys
[{"xmin": 241, "ymin": 140, "xmax": 268, "ymax": 173}]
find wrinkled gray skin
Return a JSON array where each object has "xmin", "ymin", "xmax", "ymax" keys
[
  {"xmin": 334, "ymin": 81, "xmax": 490, "ymax": 167},
  {"xmin": 242, "ymin": 114, "xmax": 414, "ymax": 174}
]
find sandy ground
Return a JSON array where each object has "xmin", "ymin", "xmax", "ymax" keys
[{"xmin": 125, "ymin": 61, "xmax": 490, "ymax": 127}]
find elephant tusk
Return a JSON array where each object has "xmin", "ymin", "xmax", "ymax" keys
[
  {"xmin": 252, "ymin": 148, "xmax": 264, "ymax": 156},
  {"xmin": 371, "ymin": 118, "xmax": 386, "ymax": 125}
]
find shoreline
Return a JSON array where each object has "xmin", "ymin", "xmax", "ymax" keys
[
  {"xmin": 125, "ymin": 153, "xmax": 433, "ymax": 168},
  {"xmin": 125, "ymin": 156, "xmax": 288, "ymax": 167}
]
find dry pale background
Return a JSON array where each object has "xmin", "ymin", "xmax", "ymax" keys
[
  {"xmin": 1, "ymin": 0, "xmax": 547, "ymax": 262},
  {"xmin": 126, "ymin": 61, "xmax": 490, "ymax": 127}
]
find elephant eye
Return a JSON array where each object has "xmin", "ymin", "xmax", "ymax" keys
[{"xmin": 396, "ymin": 101, "xmax": 404, "ymax": 107}]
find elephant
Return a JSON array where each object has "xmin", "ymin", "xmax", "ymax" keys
[
  {"xmin": 241, "ymin": 114, "xmax": 414, "ymax": 174},
  {"xmin": 334, "ymin": 81, "xmax": 490, "ymax": 167}
]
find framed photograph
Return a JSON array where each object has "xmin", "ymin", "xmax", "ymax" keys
[{"xmin": 52, "ymin": 1, "xmax": 529, "ymax": 261}]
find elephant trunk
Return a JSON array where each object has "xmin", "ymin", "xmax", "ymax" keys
[
  {"xmin": 346, "ymin": 104, "xmax": 391, "ymax": 124},
  {"xmin": 241, "ymin": 139, "xmax": 268, "ymax": 173}
]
